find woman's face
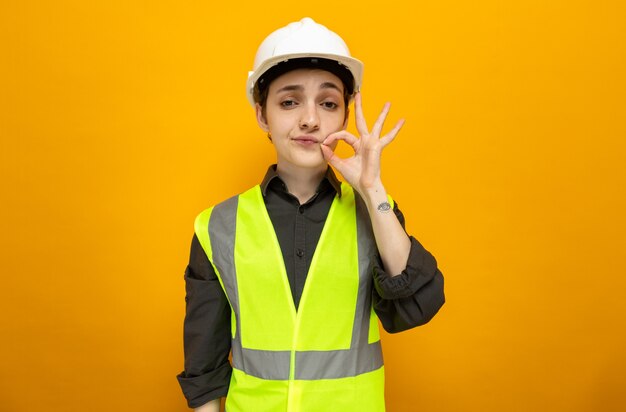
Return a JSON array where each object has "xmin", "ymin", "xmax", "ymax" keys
[{"xmin": 256, "ymin": 68, "xmax": 348, "ymax": 172}]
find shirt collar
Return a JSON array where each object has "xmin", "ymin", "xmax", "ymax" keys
[{"xmin": 260, "ymin": 164, "xmax": 343, "ymax": 198}]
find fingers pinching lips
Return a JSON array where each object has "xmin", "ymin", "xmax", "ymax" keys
[{"xmin": 323, "ymin": 130, "xmax": 358, "ymax": 147}]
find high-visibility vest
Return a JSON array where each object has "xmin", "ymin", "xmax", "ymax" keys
[{"xmin": 194, "ymin": 183, "xmax": 390, "ymax": 412}]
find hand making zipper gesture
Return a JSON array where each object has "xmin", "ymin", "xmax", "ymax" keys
[{"xmin": 321, "ymin": 92, "xmax": 405, "ymax": 198}]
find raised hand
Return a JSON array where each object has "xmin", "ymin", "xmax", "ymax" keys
[{"xmin": 320, "ymin": 92, "xmax": 405, "ymax": 196}]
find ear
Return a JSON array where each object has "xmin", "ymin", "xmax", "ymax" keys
[
  {"xmin": 342, "ymin": 107, "xmax": 350, "ymax": 130},
  {"xmin": 255, "ymin": 103, "xmax": 270, "ymax": 132}
]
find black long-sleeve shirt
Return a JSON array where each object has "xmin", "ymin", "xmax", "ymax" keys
[{"xmin": 177, "ymin": 166, "xmax": 445, "ymax": 408}]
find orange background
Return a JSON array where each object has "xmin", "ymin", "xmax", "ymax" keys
[{"xmin": 1, "ymin": 1, "xmax": 625, "ymax": 411}]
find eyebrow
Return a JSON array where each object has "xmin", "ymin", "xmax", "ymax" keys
[
  {"xmin": 320, "ymin": 81, "xmax": 342, "ymax": 93},
  {"xmin": 274, "ymin": 81, "xmax": 342, "ymax": 94}
]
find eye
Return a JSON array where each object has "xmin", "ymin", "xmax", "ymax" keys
[
  {"xmin": 321, "ymin": 101, "xmax": 338, "ymax": 109},
  {"xmin": 280, "ymin": 99, "xmax": 297, "ymax": 108}
]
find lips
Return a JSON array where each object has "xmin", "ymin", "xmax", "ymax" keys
[{"xmin": 292, "ymin": 135, "xmax": 319, "ymax": 146}]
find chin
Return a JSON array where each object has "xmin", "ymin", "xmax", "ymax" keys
[{"xmin": 288, "ymin": 154, "xmax": 328, "ymax": 170}]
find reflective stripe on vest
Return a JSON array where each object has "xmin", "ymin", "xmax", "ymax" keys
[{"xmin": 194, "ymin": 183, "xmax": 392, "ymax": 411}]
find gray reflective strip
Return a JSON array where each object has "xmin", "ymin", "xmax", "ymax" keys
[
  {"xmin": 295, "ymin": 341, "xmax": 383, "ymax": 380},
  {"xmin": 240, "ymin": 348, "xmax": 291, "ymax": 380},
  {"xmin": 208, "ymin": 187, "xmax": 383, "ymax": 381},
  {"xmin": 209, "ymin": 196, "xmax": 245, "ymax": 369},
  {"xmin": 352, "ymin": 191, "xmax": 378, "ymax": 349}
]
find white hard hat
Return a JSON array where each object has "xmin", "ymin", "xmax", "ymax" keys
[{"xmin": 246, "ymin": 17, "xmax": 363, "ymax": 106}]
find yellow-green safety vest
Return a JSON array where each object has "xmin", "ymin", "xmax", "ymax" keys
[{"xmin": 194, "ymin": 183, "xmax": 392, "ymax": 412}]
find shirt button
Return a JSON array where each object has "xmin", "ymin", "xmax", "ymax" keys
[
  {"xmin": 298, "ymin": 206, "xmax": 304, "ymax": 214},
  {"xmin": 296, "ymin": 249, "xmax": 304, "ymax": 258}
]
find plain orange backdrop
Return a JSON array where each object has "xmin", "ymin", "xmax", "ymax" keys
[{"xmin": 1, "ymin": 1, "xmax": 625, "ymax": 411}]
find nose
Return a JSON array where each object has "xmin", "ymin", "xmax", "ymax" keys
[{"xmin": 298, "ymin": 102, "xmax": 320, "ymax": 131}]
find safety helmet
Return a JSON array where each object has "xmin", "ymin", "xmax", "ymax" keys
[{"xmin": 246, "ymin": 17, "xmax": 363, "ymax": 106}]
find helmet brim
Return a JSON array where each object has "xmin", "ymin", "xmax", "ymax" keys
[{"xmin": 247, "ymin": 53, "xmax": 363, "ymax": 107}]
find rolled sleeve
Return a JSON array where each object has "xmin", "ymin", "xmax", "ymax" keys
[
  {"xmin": 177, "ymin": 235, "xmax": 232, "ymax": 408},
  {"xmin": 373, "ymin": 236, "xmax": 445, "ymax": 333},
  {"xmin": 177, "ymin": 361, "xmax": 231, "ymax": 408},
  {"xmin": 373, "ymin": 236, "xmax": 440, "ymax": 299}
]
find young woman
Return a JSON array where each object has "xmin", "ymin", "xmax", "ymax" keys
[{"xmin": 177, "ymin": 17, "xmax": 445, "ymax": 412}]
